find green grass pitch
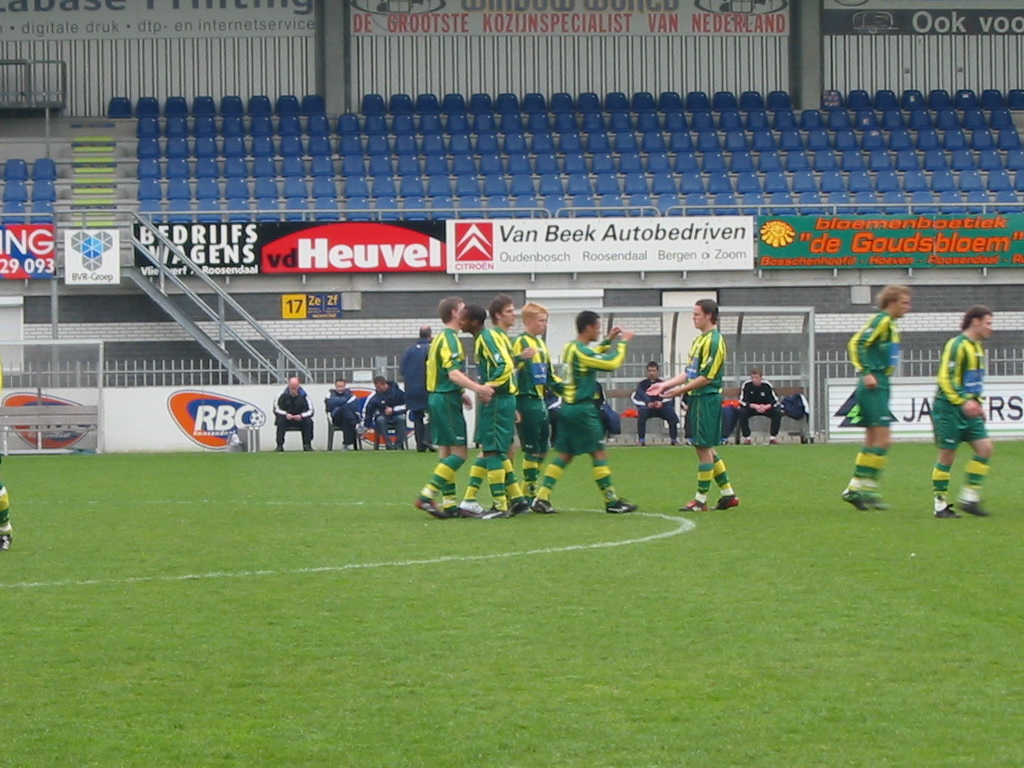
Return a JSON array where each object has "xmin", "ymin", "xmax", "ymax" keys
[{"xmin": 2, "ymin": 441, "xmax": 1023, "ymax": 768}]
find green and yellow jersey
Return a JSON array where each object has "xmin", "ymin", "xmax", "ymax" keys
[
  {"xmin": 936, "ymin": 333, "xmax": 985, "ymax": 406},
  {"xmin": 560, "ymin": 338, "xmax": 627, "ymax": 405},
  {"xmin": 426, "ymin": 327, "xmax": 466, "ymax": 394},
  {"xmin": 686, "ymin": 329, "xmax": 726, "ymax": 397},
  {"xmin": 849, "ymin": 311, "xmax": 901, "ymax": 377},
  {"xmin": 474, "ymin": 327, "xmax": 517, "ymax": 395},
  {"xmin": 512, "ymin": 332, "xmax": 563, "ymax": 399}
]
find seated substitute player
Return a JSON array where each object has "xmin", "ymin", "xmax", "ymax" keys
[
  {"xmin": 326, "ymin": 378, "xmax": 361, "ymax": 450},
  {"xmin": 632, "ymin": 361, "xmax": 680, "ymax": 446},
  {"xmin": 648, "ymin": 299, "xmax": 739, "ymax": 511},
  {"xmin": 415, "ymin": 297, "xmax": 494, "ymax": 519},
  {"xmin": 512, "ymin": 301, "xmax": 563, "ymax": 497},
  {"xmin": 362, "ymin": 376, "xmax": 407, "ymax": 450},
  {"xmin": 737, "ymin": 367, "xmax": 784, "ymax": 445},
  {"xmin": 841, "ymin": 284, "xmax": 912, "ymax": 511},
  {"xmin": 930, "ymin": 305, "xmax": 995, "ymax": 518},
  {"xmin": 529, "ymin": 311, "xmax": 638, "ymax": 515}
]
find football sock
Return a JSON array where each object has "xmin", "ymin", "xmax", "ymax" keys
[
  {"xmin": 932, "ymin": 462, "xmax": 952, "ymax": 496},
  {"xmin": 591, "ymin": 459, "xmax": 617, "ymax": 503},
  {"xmin": 934, "ymin": 495, "xmax": 949, "ymax": 513},
  {"xmin": 535, "ymin": 456, "xmax": 568, "ymax": 502},
  {"xmin": 462, "ymin": 458, "xmax": 487, "ymax": 501},
  {"xmin": 964, "ymin": 455, "xmax": 989, "ymax": 494},
  {"xmin": 711, "ymin": 453, "xmax": 734, "ymax": 495},
  {"xmin": 502, "ymin": 458, "xmax": 526, "ymax": 502},
  {"xmin": 486, "ymin": 454, "xmax": 507, "ymax": 511},
  {"xmin": 697, "ymin": 462, "xmax": 714, "ymax": 495},
  {"xmin": 522, "ymin": 455, "xmax": 543, "ymax": 495},
  {"xmin": 420, "ymin": 455, "xmax": 464, "ymax": 501},
  {"xmin": 442, "ymin": 481, "xmax": 457, "ymax": 513},
  {"xmin": 695, "ymin": 492, "xmax": 708, "ymax": 505}
]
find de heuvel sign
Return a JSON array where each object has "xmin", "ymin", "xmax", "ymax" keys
[{"xmin": 258, "ymin": 221, "xmax": 446, "ymax": 275}]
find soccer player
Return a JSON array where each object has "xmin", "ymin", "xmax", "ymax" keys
[
  {"xmin": 459, "ymin": 295, "xmax": 533, "ymax": 517},
  {"xmin": 930, "ymin": 305, "xmax": 995, "ymax": 518},
  {"xmin": 0, "ymin": 360, "xmax": 11, "ymax": 551},
  {"xmin": 512, "ymin": 301, "xmax": 563, "ymax": 497},
  {"xmin": 529, "ymin": 311, "xmax": 638, "ymax": 515},
  {"xmin": 458, "ymin": 302, "xmax": 528, "ymax": 519},
  {"xmin": 840, "ymin": 284, "xmax": 912, "ymax": 511},
  {"xmin": 648, "ymin": 299, "xmax": 739, "ymax": 512},
  {"xmin": 414, "ymin": 297, "xmax": 494, "ymax": 519}
]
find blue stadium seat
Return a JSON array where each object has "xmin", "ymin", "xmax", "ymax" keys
[
  {"xmin": 657, "ymin": 193, "xmax": 683, "ymax": 214},
  {"xmin": 745, "ymin": 110, "xmax": 770, "ymax": 132},
  {"xmin": 901, "ymin": 89, "xmax": 926, "ymax": 111},
  {"xmin": 194, "ymin": 178, "xmax": 220, "ymax": 202},
  {"xmin": 757, "ymin": 150, "xmax": 783, "ymax": 172},
  {"xmin": 785, "ymin": 151, "xmax": 811, "ymax": 172},
  {"xmin": 388, "ymin": 93, "xmax": 413, "ymax": 115},
  {"xmin": 763, "ymin": 171, "xmax": 789, "ymax": 194},
  {"xmin": 701, "ymin": 151, "xmax": 727, "ymax": 174},
  {"xmin": 547, "ymin": 92, "xmax": 573, "ymax": 114},
  {"xmin": 134, "ymin": 96, "xmax": 159, "ymax": 118},
  {"xmin": 719, "ymin": 111, "xmax": 743, "ymax": 132},
  {"xmin": 739, "ymin": 91, "xmax": 764, "ymax": 111},
  {"xmin": 953, "ymin": 89, "xmax": 977, "ymax": 110},
  {"xmin": 867, "ymin": 149, "xmax": 892, "ymax": 171},
  {"xmin": 663, "ymin": 111, "xmax": 686, "ymax": 132},
  {"xmin": 734, "ymin": 172, "xmax": 760, "ymax": 195},
  {"xmin": 997, "ymin": 130, "xmax": 1021, "ymax": 150},
  {"xmin": 224, "ymin": 177, "xmax": 250, "ymax": 200},
  {"xmin": 247, "ymin": 95, "xmax": 272, "ymax": 117},
  {"xmin": 827, "ymin": 110, "xmax": 851, "ymax": 130},
  {"xmin": 994, "ymin": 189, "xmax": 1020, "ymax": 212},
  {"xmin": 833, "ymin": 129, "xmax": 857, "ymax": 151},
  {"xmin": 217, "ymin": 95, "xmax": 243, "ymax": 117},
  {"xmin": 959, "ymin": 170, "xmax": 985, "ymax": 192},
  {"xmin": 372, "ymin": 176, "xmax": 397, "ymax": 199},
  {"xmin": 723, "ymin": 131, "xmax": 747, "ymax": 151},
  {"xmin": 928, "ymin": 89, "xmax": 952, "ymax": 110},
  {"xmin": 137, "ymin": 117, "xmax": 160, "ymax": 138},
  {"xmin": 137, "ymin": 157, "xmax": 161, "ymax": 180},
  {"xmin": 2, "ymin": 180, "xmax": 27, "ymax": 204},
  {"xmin": 440, "ymin": 93, "xmax": 466, "ymax": 115},
  {"xmin": 363, "ymin": 113, "xmax": 388, "ymax": 136},
  {"xmin": 565, "ymin": 173, "xmax": 592, "ymax": 196},
  {"xmin": 494, "ymin": 92, "xmax": 520, "ymax": 114},
  {"xmin": 192, "ymin": 116, "xmax": 216, "ymax": 138},
  {"xmin": 166, "ymin": 178, "xmax": 191, "ymax": 201},
  {"xmin": 772, "ymin": 109, "xmax": 797, "ymax": 130},
  {"xmin": 609, "ymin": 112, "xmax": 634, "ymax": 133},
  {"xmin": 980, "ymin": 89, "xmax": 1004, "ymax": 109},
  {"xmin": 909, "ymin": 190, "xmax": 936, "ymax": 213},
  {"xmin": 251, "ymin": 156, "xmax": 276, "ymax": 179},
  {"xmin": 860, "ymin": 130, "xmax": 886, "ymax": 151},
  {"xmin": 933, "ymin": 108, "xmax": 958, "ymax": 130},
  {"xmin": 464, "ymin": 93, "xmax": 490, "ymax": 115},
  {"xmin": 690, "ymin": 111, "xmax": 715, "ymax": 132},
  {"xmin": 248, "ymin": 114, "xmax": 273, "ymax": 137},
  {"xmin": 812, "ymin": 150, "xmax": 838, "ymax": 172},
  {"xmin": 673, "ymin": 151, "xmax": 699, "ymax": 173},
  {"xmin": 522, "ymin": 92, "xmax": 547, "ymax": 113},
  {"xmin": 894, "ymin": 149, "xmax": 920, "ymax": 171},
  {"xmin": 164, "ymin": 137, "xmax": 189, "ymax": 159},
  {"xmin": 983, "ymin": 106, "xmax": 1008, "ymax": 130},
  {"xmin": 553, "ymin": 112, "xmax": 578, "ymax": 132},
  {"xmin": 1014, "ymin": 171, "xmax": 1024, "ymax": 192},
  {"xmin": 805, "ymin": 128, "xmax": 830, "ymax": 151},
  {"xmin": 820, "ymin": 89, "xmax": 843, "ymax": 111},
  {"xmin": 274, "ymin": 95, "xmax": 299, "ymax": 116},
  {"xmin": 300, "ymin": 94, "xmax": 326, "ymax": 116},
  {"xmin": 712, "ymin": 192, "xmax": 739, "ymax": 213},
  {"xmin": 921, "ymin": 149, "xmax": 948, "ymax": 171},
  {"xmin": 283, "ymin": 156, "xmax": 307, "ymax": 178},
  {"xmin": 887, "ymin": 129, "xmax": 912, "ymax": 150},
  {"xmin": 164, "ymin": 96, "xmax": 191, "ymax": 118},
  {"xmin": 819, "ymin": 171, "xmax": 844, "ymax": 194},
  {"xmin": 706, "ymin": 173, "xmax": 733, "ymax": 195},
  {"xmin": 875, "ymin": 171, "xmax": 900, "ymax": 193},
  {"xmin": 360, "ymin": 93, "xmax": 385, "ymax": 115},
  {"xmin": 902, "ymin": 170, "xmax": 929, "ymax": 193},
  {"xmin": 194, "ymin": 157, "xmax": 220, "ymax": 180},
  {"xmin": 766, "ymin": 91, "xmax": 791, "ymax": 111},
  {"xmin": 799, "ymin": 110, "xmax": 824, "ymax": 130},
  {"xmin": 650, "ymin": 173, "xmax": 677, "ymax": 196},
  {"xmin": 840, "ymin": 149, "xmax": 865, "ymax": 171},
  {"xmin": 668, "ymin": 132, "xmax": 693, "ymax": 152},
  {"xmin": 642, "ymin": 151, "xmax": 668, "ymax": 174},
  {"xmin": 931, "ymin": 170, "xmax": 956, "ymax": 192},
  {"xmin": 712, "ymin": 91, "xmax": 738, "ymax": 111},
  {"xmin": 165, "ymin": 157, "xmax": 190, "ymax": 179},
  {"xmin": 685, "ymin": 91, "xmax": 710, "ymax": 111},
  {"xmin": 635, "ymin": 112, "xmax": 659, "ymax": 133},
  {"xmin": 134, "ymin": 137, "xmax": 161, "ymax": 162},
  {"xmin": 658, "ymin": 91, "xmax": 683, "ymax": 112},
  {"xmin": 729, "ymin": 150, "xmax": 755, "ymax": 173},
  {"xmin": 798, "ymin": 191, "xmax": 825, "ymax": 214},
  {"xmin": 881, "ymin": 190, "xmax": 908, "ymax": 214},
  {"xmin": 961, "ymin": 109, "xmax": 986, "ymax": 130},
  {"xmin": 473, "ymin": 131, "xmax": 498, "ymax": 154},
  {"xmin": 949, "ymin": 149, "xmax": 974, "ymax": 172},
  {"xmin": 938, "ymin": 189, "xmax": 964, "ymax": 211},
  {"xmin": 107, "ymin": 96, "xmax": 132, "ymax": 118},
  {"xmin": 1006, "ymin": 149, "xmax": 1024, "ymax": 171},
  {"xmin": 695, "ymin": 132, "xmax": 719, "ymax": 152},
  {"xmin": 278, "ymin": 135, "xmax": 304, "ymax": 157},
  {"xmin": 618, "ymin": 152, "xmax": 643, "ymax": 173},
  {"xmin": 847, "ymin": 171, "xmax": 873, "ymax": 193},
  {"xmin": 751, "ymin": 131, "xmax": 776, "ymax": 152},
  {"xmin": 682, "ymin": 193, "xmax": 710, "ymax": 215},
  {"xmin": 778, "ymin": 130, "xmax": 803, "ymax": 151},
  {"xmin": 943, "ymin": 128, "xmax": 967, "ymax": 150},
  {"xmin": 977, "ymin": 149, "xmax": 1002, "ymax": 171},
  {"xmin": 679, "ymin": 174, "xmax": 705, "ymax": 195},
  {"xmin": 415, "ymin": 113, "xmax": 441, "ymax": 134},
  {"xmin": 880, "ymin": 110, "xmax": 904, "ymax": 129},
  {"xmin": 215, "ymin": 115, "xmax": 243, "ymax": 138},
  {"xmin": 506, "ymin": 152, "xmax": 530, "ymax": 175}
]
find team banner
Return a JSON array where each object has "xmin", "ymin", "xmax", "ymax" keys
[
  {"xmin": 826, "ymin": 377, "xmax": 1024, "ymax": 442},
  {"xmin": 64, "ymin": 230, "xmax": 120, "ymax": 286},
  {"xmin": 447, "ymin": 216, "xmax": 754, "ymax": 274},
  {"xmin": 9, "ymin": 0, "xmax": 315, "ymax": 41},
  {"xmin": 258, "ymin": 221, "xmax": 447, "ymax": 275},
  {"xmin": 134, "ymin": 223, "xmax": 261, "ymax": 277},
  {"xmin": 822, "ymin": 1, "xmax": 1024, "ymax": 36},
  {"xmin": 353, "ymin": 0, "xmax": 788, "ymax": 37},
  {"xmin": 0, "ymin": 223, "xmax": 55, "ymax": 279},
  {"xmin": 756, "ymin": 214, "xmax": 1024, "ymax": 270}
]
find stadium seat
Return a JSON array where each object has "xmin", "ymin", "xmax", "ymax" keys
[
  {"xmin": 388, "ymin": 93, "xmax": 414, "ymax": 115},
  {"xmin": 902, "ymin": 170, "xmax": 929, "ymax": 193},
  {"xmin": 938, "ymin": 189, "xmax": 964, "ymax": 211},
  {"xmin": 888, "ymin": 129, "xmax": 912, "ymax": 151},
  {"xmin": 943, "ymin": 128, "xmax": 967, "ymax": 151},
  {"xmin": 827, "ymin": 110, "xmax": 851, "ymax": 130},
  {"xmin": 682, "ymin": 193, "xmax": 710, "ymax": 215},
  {"xmin": 440, "ymin": 93, "xmax": 467, "ymax": 115},
  {"xmin": 839, "ymin": 149, "xmax": 864, "ymax": 171},
  {"xmin": 668, "ymin": 132, "xmax": 693, "ymax": 152},
  {"xmin": 880, "ymin": 110, "xmax": 904, "ymax": 130},
  {"xmin": 847, "ymin": 171, "xmax": 872, "ymax": 193},
  {"xmin": 218, "ymin": 95, "xmax": 244, "ymax": 117},
  {"xmin": 820, "ymin": 89, "xmax": 843, "ymax": 111},
  {"xmin": 719, "ymin": 111, "xmax": 743, "ymax": 132},
  {"xmin": 994, "ymin": 189, "xmax": 1021, "ymax": 212},
  {"xmin": 800, "ymin": 110, "xmax": 824, "ymax": 130},
  {"xmin": 785, "ymin": 151, "xmax": 811, "ymax": 173},
  {"xmin": 746, "ymin": 110, "xmax": 770, "ymax": 132},
  {"xmin": 997, "ymin": 130, "xmax": 1021, "ymax": 150},
  {"xmin": 135, "ymin": 96, "xmax": 160, "ymax": 118},
  {"xmin": 949, "ymin": 149, "xmax": 974, "ymax": 172},
  {"xmin": 976, "ymin": 149, "xmax": 1002, "ymax": 171},
  {"xmin": 361, "ymin": 93, "xmax": 386, "ymax": 114},
  {"xmin": 819, "ymin": 171, "xmax": 844, "ymax": 194},
  {"xmin": 107, "ymin": 97, "xmax": 132, "ymax": 118},
  {"xmin": 701, "ymin": 151, "xmax": 727, "ymax": 174},
  {"xmin": 875, "ymin": 171, "xmax": 900, "ymax": 193},
  {"xmin": 910, "ymin": 190, "xmax": 936, "ymax": 213},
  {"xmin": 812, "ymin": 151, "xmax": 838, "ymax": 172},
  {"xmin": 958, "ymin": 170, "xmax": 985, "ymax": 193},
  {"xmin": 494, "ymin": 92, "xmax": 520, "ymax": 114},
  {"xmin": 4, "ymin": 158, "xmax": 28, "ymax": 181},
  {"xmin": 673, "ymin": 151, "xmax": 699, "ymax": 173},
  {"xmin": 706, "ymin": 173, "xmax": 733, "ymax": 195},
  {"xmin": 690, "ymin": 111, "xmax": 715, "ymax": 132},
  {"xmin": 866, "ymin": 149, "xmax": 892, "ymax": 172},
  {"xmin": 931, "ymin": 170, "xmax": 956, "ymax": 192},
  {"xmin": 778, "ymin": 130, "xmax": 803, "ymax": 151},
  {"xmin": 772, "ymin": 109, "xmax": 797, "ymax": 130},
  {"xmin": 1006, "ymin": 149, "xmax": 1024, "ymax": 171},
  {"xmin": 921, "ymin": 149, "xmax": 948, "ymax": 171},
  {"xmin": 986, "ymin": 169, "xmax": 1012, "ymax": 192},
  {"xmin": 901, "ymin": 89, "xmax": 926, "ymax": 111},
  {"xmin": 729, "ymin": 150, "xmax": 755, "ymax": 173},
  {"xmin": 679, "ymin": 174, "xmax": 705, "ymax": 195},
  {"xmin": 806, "ymin": 128, "xmax": 830, "ymax": 151},
  {"xmin": 657, "ymin": 91, "xmax": 683, "ymax": 112},
  {"xmin": 961, "ymin": 109, "xmax": 986, "ymax": 130},
  {"xmin": 685, "ymin": 91, "xmax": 710, "ymax": 111},
  {"xmin": 739, "ymin": 90, "xmax": 764, "ymax": 111},
  {"xmin": 300, "ymin": 94, "xmax": 326, "ymax": 116},
  {"xmin": 752, "ymin": 131, "xmax": 776, "ymax": 152},
  {"xmin": 798, "ymin": 191, "xmax": 825, "ymax": 214},
  {"xmin": 979, "ymin": 89, "xmax": 1004, "ymax": 109},
  {"xmin": 247, "ymin": 95, "xmax": 272, "ymax": 117},
  {"xmin": 927, "ymin": 89, "xmax": 952, "ymax": 110},
  {"xmin": 766, "ymin": 91, "xmax": 791, "ymax": 111},
  {"xmin": 757, "ymin": 150, "xmax": 783, "ymax": 172},
  {"xmin": 712, "ymin": 91, "xmax": 738, "ymax": 111},
  {"xmin": 894, "ymin": 149, "xmax": 920, "ymax": 171}
]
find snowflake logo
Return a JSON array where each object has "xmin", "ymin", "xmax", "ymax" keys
[{"xmin": 71, "ymin": 231, "xmax": 115, "ymax": 273}]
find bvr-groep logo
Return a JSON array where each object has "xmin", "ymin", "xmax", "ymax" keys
[{"xmin": 168, "ymin": 390, "xmax": 266, "ymax": 449}]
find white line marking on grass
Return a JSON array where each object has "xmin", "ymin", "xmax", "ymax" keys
[{"xmin": 2, "ymin": 513, "xmax": 696, "ymax": 590}]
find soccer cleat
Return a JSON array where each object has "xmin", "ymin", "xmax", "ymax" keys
[
  {"xmin": 605, "ymin": 498, "xmax": 638, "ymax": 514},
  {"xmin": 863, "ymin": 493, "xmax": 890, "ymax": 510},
  {"xmin": 716, "ymin": 495, "xmax": 740, "ymax": 510},
  {"xmin": 530, "ymin": 498, "xmax": 556, "ymax": 515},
  {"xmin": 481, "ymin": 506, "xmax": 508, "ymax": 520},
  {"xmin": 507, "ymin": 499, "xmax": 532, "ymax": 517},
  {"xmin": 0, "ymin": 534, "xmax": 10, "ymax": 551},
  {"xmin": 742, "ymin": 437, "xmax": 752, "ymax": 445},
  {"xmin": 958, "ymin": 499, "xmax": 989, "ymax": 517},
  {"xmin": 841, "ymin": 489, "xmax": 871, "ymax": 511},
  {"xmin": 769, "ymin": 437, "xmax": 779, "ymax": 445},
  {"xmin": 415, "ymin": 497, "xmax": 453, "ymax": 519},
  {"xmin": 934, "ymin": 505, "xmax": 961, "ymax": 519},
  {"xmin": 455, "ymin": 506, "xmax": 483, "ymax": 519},
  {"xmin": 679, "ymin": 500, "xmax": 709, "ymax": 512},
  {"xmin": 458, "ymin": 500, "xmax": 485, "ymax": 517},
  {"xmin": 637, "ymin": 439, "xmax": 646, "ymax": 446}
]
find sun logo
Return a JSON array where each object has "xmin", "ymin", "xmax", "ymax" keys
[{"xmin": 759, "ymin": 219, "xmax": 796, "ymax": 248}]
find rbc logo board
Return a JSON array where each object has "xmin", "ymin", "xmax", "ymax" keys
[
  {"xmin": 168, "ymin": 390, "xmax": 267, "ymax": 450},
  {"xmin": 1, "ymin": 393, "xmax": 90, "ymax": 450}
]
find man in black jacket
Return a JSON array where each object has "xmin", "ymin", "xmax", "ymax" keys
[
  {"xmin": 631, "ymin": 361, "xmax": 680, "ymax": 446},
  {"xmin": 738, "ymin": 367, "xmax": 783, "ymax": 445},
  {"xmin": 275, "ymin": 376, "xmax": 314, "ymax": 451},
  {"xmin": 400, "ymin": 326, "xmax": 433, "ymax": 451},
  {"xmin": 363, "ymin": 376, "xmax": 407, "ymax": 450}
]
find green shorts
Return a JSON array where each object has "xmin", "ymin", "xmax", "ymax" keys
[
  {"xmin": 427, "ymin": 392, "xmax": 467, "ymax": 447},
  {"xmin": 475, "ymin": 392, "xmax": 516, "ymax": 453},
  {"xmin": 931, "ymin": 398, "xmax": 988, "ymax": 449},
  {"xmin": 516, "ymin": 396, "xmax": 550, "ymax": 456},
  {"xmin": 854, "ymin": 377, "xmax": 893, "ymax": 428},
  {"xmin": 689, "ymin": 394, "xmax": 722, "ymax": 448},
  {"xmin": 553, "ymin": 401, "xmax": 604, "ymax": 456}
]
